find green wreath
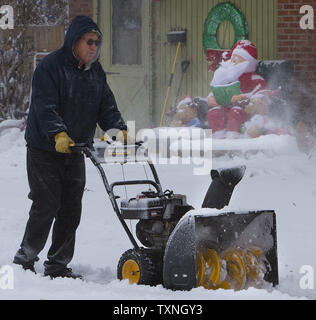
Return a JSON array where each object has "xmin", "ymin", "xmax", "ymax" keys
[{"xmin": 203, "ymin": 2, "xmax": 248, "ymax": 50}]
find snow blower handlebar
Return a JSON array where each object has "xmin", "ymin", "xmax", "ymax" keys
[
  {"xmin": 71, "ymin": 143, "xmax": 164, "ymax": 197},
  {"xmin": 70, "ymin": 143, "xmax": 165, "ymax": 251},
  {"xmin": 70, "ymin": 143, "xmax": 100, "ymax": 165}
]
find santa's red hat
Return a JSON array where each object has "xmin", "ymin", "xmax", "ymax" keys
[
  {"xmin": 223, "ymin": 40, "xmax": 258, "ymax": 72},
  {"xmin": 176, "ymin": 96, "xmax": 192, "ymax": 108},
  {"xmin": 232, "ymin": 40, "xmax": 257, "ymax": 61}
]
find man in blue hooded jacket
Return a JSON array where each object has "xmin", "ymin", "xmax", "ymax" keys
[{"xmin": 13, "ymin": 16, "xmax": 127, "ymax": 279}]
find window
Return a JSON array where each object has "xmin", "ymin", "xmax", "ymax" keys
[{"xmin": 112, "ymin": 0, "xmax": 142, "ymax": 65}]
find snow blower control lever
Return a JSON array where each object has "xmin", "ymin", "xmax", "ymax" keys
[{"xmin": 71, "ymin": 143, "xmax": 279, "ymax": 291}]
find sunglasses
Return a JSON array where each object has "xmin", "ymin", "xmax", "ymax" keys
[{"xmin": 84, "ymin": 38, "xmax": 101, "ymax": 46}]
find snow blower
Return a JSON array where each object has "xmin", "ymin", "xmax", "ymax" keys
[{"xmin": 72, "ymin": 142, "xmax": 278, "ymax": 291}]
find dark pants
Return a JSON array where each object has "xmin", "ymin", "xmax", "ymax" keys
[{"xmin": 14, "ymin": 147, "xmax": 86, "ymax": 273}]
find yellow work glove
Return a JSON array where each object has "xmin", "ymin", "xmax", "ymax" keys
[
  {"xmin": 116, "ymin": 130, "xmax": 135, "ymax": 145},
  {"xmin": 100, "ymin": 133, "xmax": 110, "ymax": 142},
  {"xmin": 54, "ymin": 131, "xmax": 75, "ymax": 153}
]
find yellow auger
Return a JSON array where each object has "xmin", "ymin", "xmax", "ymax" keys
[{"xmin": 196, "ymin": 247, "xmax": 266, "ymax": 291}]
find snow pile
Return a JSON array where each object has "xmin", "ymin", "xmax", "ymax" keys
[
  {"xmin": 1, "ymin": 129, "xmax": 316, "ymax": 300},
  {"xmin": 0, "ymin": 127, "xmax": 26, "ymax": 154}
]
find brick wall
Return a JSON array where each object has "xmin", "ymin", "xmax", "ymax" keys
[
  {"xmin": 69, "ymin": 0, "xmax": 93, "ymax": 21},
  {"xmin": 277, "ymin": 0, "xmax": 316, "ymax": 85},
  {"xmin": 277, "ymin": 0, "xmax": 316, "ymax": 121}
]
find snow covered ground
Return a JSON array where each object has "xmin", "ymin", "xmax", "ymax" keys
[{"xmin": 0, "ymin": 128, "xmax": 316, "ymax": 300}]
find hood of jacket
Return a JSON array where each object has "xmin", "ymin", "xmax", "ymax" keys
[{"xmin": 63, "ymin": 15, "xmax": 102, "ymax": 70}]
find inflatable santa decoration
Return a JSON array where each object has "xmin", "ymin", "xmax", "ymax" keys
[{"xmin": 207, "ymin": 40, "xmax": 267, "ymax": 138}]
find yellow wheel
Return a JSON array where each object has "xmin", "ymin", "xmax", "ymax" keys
[
  {"xmin": 196, "ymin": 252, "xmax": 205, "ymax": 287},
  {"xmin": 122, "ymin": 259, "xmax": 141, "ymax": 284},
  {"xmin": 117, "ymin": 249, "xmax": 163, "ymax": 286},
  {"xmin": 222, "ymin": 248, "xmax": 246, "ymax": 290},
  {"xmin": 202, "ymin": 249, "xmax": 222, "ymax": 289}
]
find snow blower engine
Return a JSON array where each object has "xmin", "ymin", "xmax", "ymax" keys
[{"xmin": 73, "ymin": 142, "xmax": 278, "ymax": 291}]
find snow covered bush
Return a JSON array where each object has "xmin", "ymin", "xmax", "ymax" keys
[{"xmin": 0, "ymin": 0, "xmax": 68, "ymax": 119}]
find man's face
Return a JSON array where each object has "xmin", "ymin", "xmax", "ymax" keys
[{"xmin": 73, "ymin": 32, "xmax": 100, "ymax": 65}]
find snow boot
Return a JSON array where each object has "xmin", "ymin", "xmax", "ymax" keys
[
  {"xmin": 13, "ymin": 248, "xmax": 38, "ymax": 274},
  {"xmin": 13, "ymin": 260, "xmax": 36, "ymax": 273},
  {"xmin": 44, "ymin": 267, "xmax": 83, "ymax": 280}
]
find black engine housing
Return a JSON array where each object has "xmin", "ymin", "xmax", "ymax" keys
[{"xmin": 120, "ymin": 193, "xmax": 193, "ymax": 249}]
